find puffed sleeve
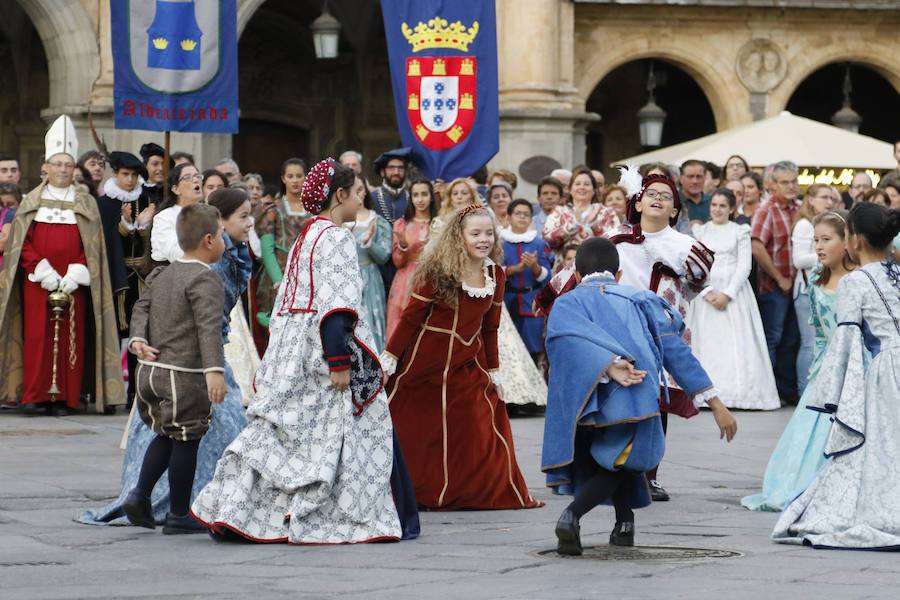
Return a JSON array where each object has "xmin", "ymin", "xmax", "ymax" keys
[
  {"xmin": 542, "ymin": 207, "xmax": 574, "ymax": 250},
  {"xmin": 481, "ymin": 265, "xmax": 505, "ymax": 371},
  {"xmin": 683, "ymin": 239, "xmax": 714, "ymax": 297},
  {"xmin": 791, "ymin": 218, "xmax": 817, "ymax": 271},
  {"xmin": 722, "ymin": 224, "xmax": 752, "ymax": 300},
  {"xmin": 366, "ymin": 215, "xmax": 392, "ymax": 266}
]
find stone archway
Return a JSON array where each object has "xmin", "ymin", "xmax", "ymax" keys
[
  {"xmin": 15, "ymin": 0, "xmax": 99, "ymax": 114},
  {"xmin": 577, "ymin": 43, "xmax": 743, "ymax": 133},
  {"xmin": 769, "ymin": 49, "xmax": 900, "ymax": 116}
]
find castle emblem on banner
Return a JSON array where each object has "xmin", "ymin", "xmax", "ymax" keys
[{"xmin": 403, "ymin": 18, "xmax": 478, "ymax": 150}]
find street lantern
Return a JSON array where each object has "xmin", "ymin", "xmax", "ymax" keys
[
  {"xmin": 637, "ymin": 62, "xmax": 667, "ymax": 147},
  {"xmin": 311, "ymin": 6, "xmax": 341, "ymax": 60},
  {"xmin": 831, "ymin": 65, "xmax": 862, "ymax": 134}
]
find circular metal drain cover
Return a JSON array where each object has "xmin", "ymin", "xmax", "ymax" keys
[{"xmin": 538, "ymin": 545, "xmax": 742, "ymax": 561}]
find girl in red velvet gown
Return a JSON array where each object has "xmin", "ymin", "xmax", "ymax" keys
[{"xmin": 382, "ymin": 205, "xmax": 542, "ymax": 510}]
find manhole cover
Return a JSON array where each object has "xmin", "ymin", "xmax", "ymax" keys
[{"xmin": 538, "ymin": 545, "xmax": 741, "ymax": 561}]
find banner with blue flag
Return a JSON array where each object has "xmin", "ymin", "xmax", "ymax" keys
[
  {"xmin": 381, "ymin": 0, "xmax": 498, "ymax": 181},
  {"xmin": 111, "ymin": 0, "xmax": 238, "ymax": 133}
]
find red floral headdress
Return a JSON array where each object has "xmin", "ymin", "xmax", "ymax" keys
[{"xmin": 301, "ymin": 158, "xmax": 338, "ymax": 215}]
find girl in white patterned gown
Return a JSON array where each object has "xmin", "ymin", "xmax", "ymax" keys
[{"xmin": 191, "ymin": 159, "xmax": 404, "ymax": 544}]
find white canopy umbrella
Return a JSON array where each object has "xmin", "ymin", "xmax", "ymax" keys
[{"xmin": 613, "ymin": 111, "xmax": 896, "ymax": 170}]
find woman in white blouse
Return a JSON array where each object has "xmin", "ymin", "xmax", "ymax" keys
[
  {"xmin": 790, "ymin": 183, "xmax": 834, "ymax": 395},
  {"xmin": 150, "ymin": 163, "xmax": 204, "ymax": 264}
]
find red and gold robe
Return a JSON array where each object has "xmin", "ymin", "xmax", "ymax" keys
[{"xmin": 0, "ymin": 184, "xmax": 124, "ymax": 412}]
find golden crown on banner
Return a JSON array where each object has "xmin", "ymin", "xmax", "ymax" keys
[{"xmin": 402, "ymin": 18, "xmax": 479, "ymax": 52}]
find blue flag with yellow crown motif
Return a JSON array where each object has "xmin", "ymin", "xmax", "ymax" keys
[
  {"xmin": 381, "ymin": 0, "xmax": 498, "ymax": 181},
  {"xmin": 111, "ymin": 0, "xmax": 238, "ymax": 133}
]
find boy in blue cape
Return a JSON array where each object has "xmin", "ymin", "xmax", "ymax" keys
[{"xmin": 542, "ymin": 237, "xmax": 737, "ymax": 555}]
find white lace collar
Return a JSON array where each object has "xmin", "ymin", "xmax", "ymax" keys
[
  {"xmin": 499, "ymin": 228, "xmax": 537, "ymax": 243},
  {"xmin": 103, "ymin": 177, "xmax": 145, "ymax": 202},
  {"xmin": 461, "ymin": 258, "xmax": 497, "ymax": 298},
  {"xmin": 582, "ymin": 271, "xmax": 617, "ymax": 283}
]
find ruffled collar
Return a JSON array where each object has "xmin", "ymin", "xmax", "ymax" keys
[
  {"xmin": 581, "ymin": 271, "xmax": 617, "ymax": 283},
  {"xmin": 499, "ymin": 228, "xmax": 537, "ymax": 243},
  {"xmin": 461, "ymin": 258, "xmax": 497, "ymax": 298},
  {"xmin": 103, "ymin": 177, "xmax": 145, "ymax": 202}
]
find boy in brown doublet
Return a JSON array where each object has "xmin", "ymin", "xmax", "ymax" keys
[{"xmin": 123, "ymin": 203, "xmax": 228, "ymax": 534}]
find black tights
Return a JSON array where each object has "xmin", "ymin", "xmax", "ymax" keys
[
  {"xmin": 135, "ymin": 435, "xmax": 201, "ymax": 516},
  {"xmin": 568, "ymin": 468, "xmax": 635, "ymax": 523}
]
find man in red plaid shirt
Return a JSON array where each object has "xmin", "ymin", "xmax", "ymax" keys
[{"xmin": 751, "ymin": 161, "xmax": 801, "ymax": 404}]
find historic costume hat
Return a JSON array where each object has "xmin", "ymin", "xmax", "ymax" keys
[
  {"xmin": 618, "ymin": 165, "xmax": 682, "ymax": 227},
  {"xmin": 45, "ymin": 115, "xmax": 78, "ymax": 161},
  {"xmin": 301, "ymin": 158, "xmax": 338, "ymax": 215},
  {"xmin": 139, "ymin": 143, "xmax": 164, "ymax": 162},
  {"xmin": 108, "ymin": 151, "xmax": 149, "ymax": 181},
  {"xmin": 373, "ymin": 147, "xmax": 412, "ymax": 172}
]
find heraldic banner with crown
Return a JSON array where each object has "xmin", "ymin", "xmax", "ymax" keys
[
  {"xmin": 381, "ymin": 0, "xmax": 498, "ymax": 181},
  {"xmin": 111, "ymin": 0, "xmax": 238, "ymax": 133}
]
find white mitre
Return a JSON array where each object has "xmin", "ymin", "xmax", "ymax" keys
[{"xmin": 45, "ymin": 114, "xmax": 79, "ymax": 160}]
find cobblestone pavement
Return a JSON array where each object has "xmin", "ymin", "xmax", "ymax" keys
[{"xmin": 2, "ymin": 407, "xmax": 897, "ymax": 599}]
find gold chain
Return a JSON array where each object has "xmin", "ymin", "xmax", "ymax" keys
[{"xmin": 68, "ymin": 296, "xmax": 77, "ymax": 369}]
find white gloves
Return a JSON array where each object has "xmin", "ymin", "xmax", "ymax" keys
[
  {"xmin": 27, "ymin": 259, "xmax": 61, "ymax": 291},
  {"xmin": 28, "ymin": 260, "xmax": 90, "ymax": 294},
  {"xmin": 58, "ymin": 263, "xmax": 90, "ymax": 294}
]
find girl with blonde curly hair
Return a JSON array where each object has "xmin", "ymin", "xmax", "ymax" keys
[{"xmin": 381, "ymin": 205, "xmax": 542, "ymax": 510}]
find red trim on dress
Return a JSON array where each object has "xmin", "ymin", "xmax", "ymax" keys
[{"xmin": 190, "ymin": 510, "xmax": 398, "ymax": 545}]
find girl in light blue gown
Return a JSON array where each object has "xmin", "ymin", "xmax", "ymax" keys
[
  {"xmin": 346, "ymin": 175, "xmax": 392, "ymax": 353},
  {"xmin": 78, "ymin": 189, "xmax": 253, "ymax": 526},
  {"xmin": 742, "ymin": 211, "xmax": 860, "ymax": 512}
]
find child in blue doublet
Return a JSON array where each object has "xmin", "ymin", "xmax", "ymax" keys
[
  {"xmin": 500, "ymin": 199, "xmax": 553, "ymax": 362},
  {"xmin": 542, "ymin": 237, "xmax": 737, "ymax": 555}
]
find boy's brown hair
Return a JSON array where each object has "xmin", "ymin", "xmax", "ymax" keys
[{"xmin": 176, "ymin": 203, "xmax": 221, "ymax": 251}]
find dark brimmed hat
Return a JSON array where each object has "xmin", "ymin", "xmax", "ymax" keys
[
  {"xmin": 109, "ymin": 151, "xmax": 148, "ymax": 180},
  {"xmin": 139, "ymin": 143, "xmax": 165, "ymax": 162},
  {"xmin": 373, "ymin": 147, "xmax": 412, "ymax": 172}
]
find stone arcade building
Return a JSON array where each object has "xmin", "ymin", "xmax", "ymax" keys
[{"xmin": 2, "ymin": 0, "xmax": 898, "ymax": 192}]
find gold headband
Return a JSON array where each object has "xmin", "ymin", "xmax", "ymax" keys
[{"xmin": 456, "ymin": 203, "xmax": 482, "ymax": 223}]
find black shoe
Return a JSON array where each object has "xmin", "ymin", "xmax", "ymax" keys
[
  {"xmin": 555, "ymin": 508, "xmax": 583, "ymax": 556},
  {"xmin": 610, "ymin": 521, "xmax": 635, "ymax": 547},
  {"xmin": 122, "ymin": 491, "xmax": 156, "ymax": 529},
  {"xmin": 163, "ymin": 512, "xmax": 207, "ymax": 535},
  {"xmin": 649, "ymin": 480, "xmax": 670, "ymax": 502},
  {"xmin": 46, "ymin": 402, "xmax": 67, "ymax": 416}
]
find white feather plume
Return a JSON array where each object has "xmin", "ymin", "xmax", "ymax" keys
[{"xmin": 617, "ymin": 164, "xmax": 644, "ymax": 199}]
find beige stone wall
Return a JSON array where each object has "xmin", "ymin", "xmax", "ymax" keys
[
  {"xmin": 8, "ymin": 0, "xmax": 900, "ymax": 190},
  {"xmin": 572, "ymin": 4, "xmax": 900, "ymax": 130}
]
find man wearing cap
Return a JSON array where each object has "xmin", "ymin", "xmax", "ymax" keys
[
  {"xmin": 370, "ymin": 147, "xmax": 411, "ymax": 291},
  {"xmin": 97, "ymin": 152, "xmax": 156, "ymax": 406},
  {"xmin": 139, "ymin": 142, "xmax": 170, "ymax": 206},
  {"xmin": 370, "ymin": 148, "xmax": 411, "ymax": 224},
  {"xmin": 0, "ymin": 115, "xmax": 124, "ymax": 415}
]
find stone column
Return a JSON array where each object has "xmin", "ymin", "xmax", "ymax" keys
[{"xmin": 493, "ymin": 0, "xmax": 597, "ymax": 198}]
